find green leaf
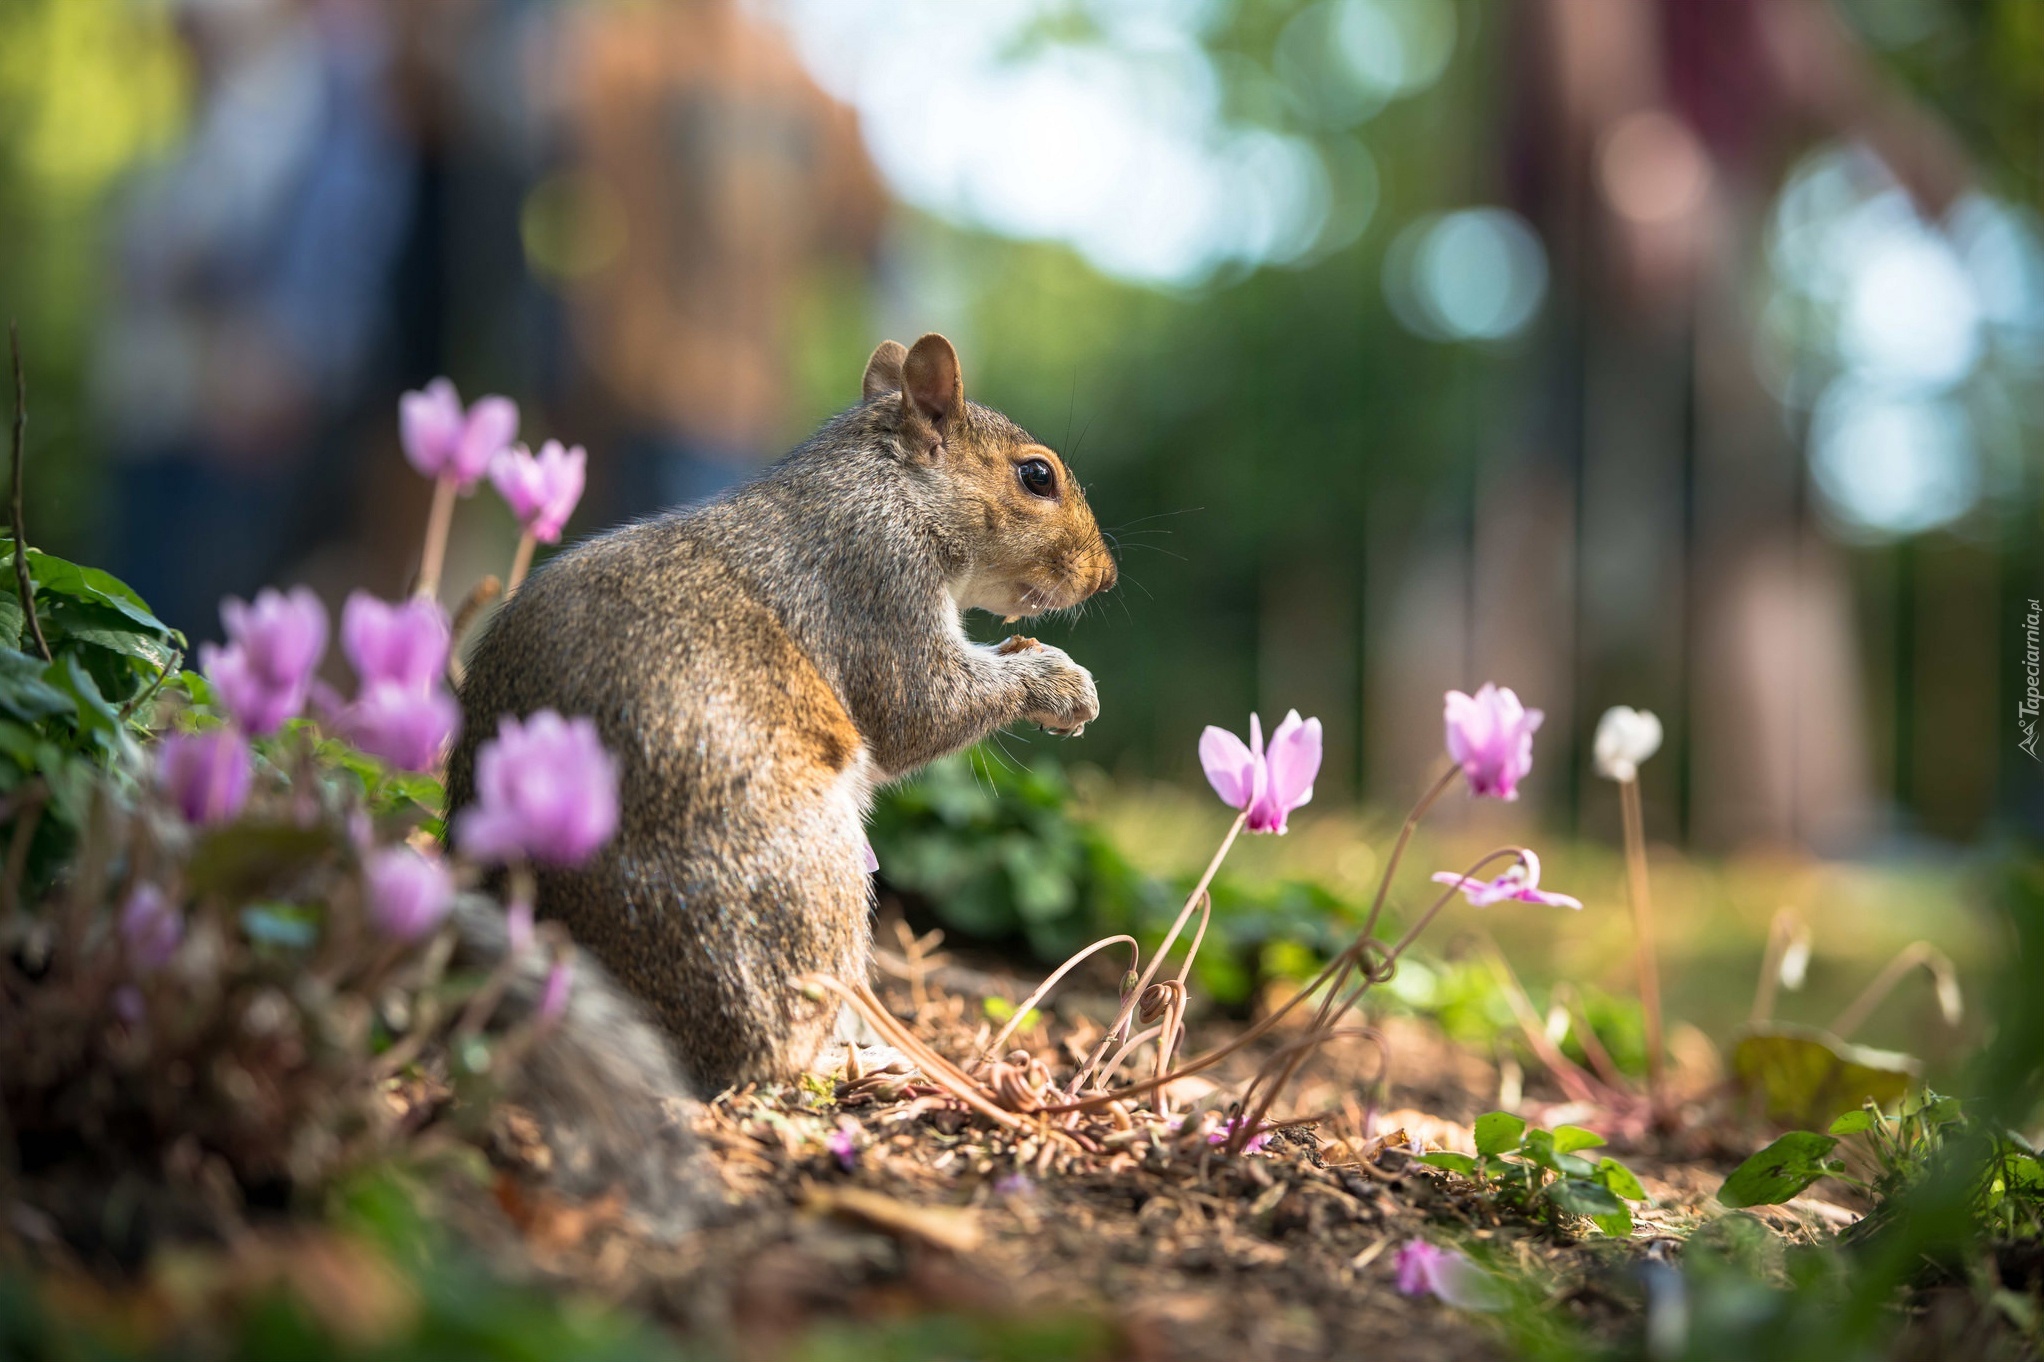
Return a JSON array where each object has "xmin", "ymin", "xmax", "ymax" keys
[
  {"xmin": 1546, "ymin": 1177, "xmax": 1627, "ymax": 1218},
  {"xmin": 1551, "ymin": 1124, "xmax": 1607, "ymax": 1154},
  {"xmin": 1717, "ymin": 1131, "xmax": 1841, "ymax": 1209},
  {"xmin": 1901, "ymin": 1091, "xmax": 1963, "ymax": 1127},
  {"xmin": 1596, "ymin": 1157, "xmax": 1648, "ymax": 1201},
  {"xmin": 1419, "ymin": 1151, "xmax": 1480, "ymax": 1176},
  {"xmin": 1730, "ymin": 1023, "xmax": 1918, "ymax": 1127},
  {"xmin": 0, "ymin": 650, "xmax": 74, "ymax": 724},
  {"xmin": 1521, "ymin": 1128, "xmax": 1597, "ymax": 1177},
  {"xmin": 1473, "ymin": 1111, "xmax": 1527, "ymax": 1157},
  {"xmin": 1828, "ymin": 1108, "xmax": 1880, "ymax": 1135},
  {"xmin": 21, "ymin": 547, "xmax": 178, "ymax": 641},
  {"xmin": 1591, "ymin": 1207, "xmax": 1635, "ymax": 1237},
  {"xmin": 44, "ymin": 654, "xmax": 122, "ymax": 746}
]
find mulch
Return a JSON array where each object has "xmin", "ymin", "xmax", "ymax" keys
[{"xmin": 466, "ymin": 946, "xmax": 1856, "ymax": 1362}]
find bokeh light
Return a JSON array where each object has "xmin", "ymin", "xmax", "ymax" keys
[
  {"xmin": 1383, "ymin": 208, "xmax": 1548, "ymax": 343},
  {"xmin": 771, "ymin": 0, "xmax": 1339, "ymax": 286},
  {"xmin": 1761, "ymin": 142, "xmax": 2044, "ymax": 539}
]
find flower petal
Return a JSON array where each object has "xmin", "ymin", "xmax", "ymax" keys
[
  {"xmin": 1199, "ymin": 725, "xmax": 1257, "ymax": 810},
  {"xmin": 1265, "ymin": 710, "xmax": 1322, "ymax": 813}
]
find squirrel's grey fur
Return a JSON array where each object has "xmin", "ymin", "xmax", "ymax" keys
[
  {"xmin": 452, "ymin": 895, "xmax": 714, "ymax": 1238},
  {"xmin": 448, "ymin": 336, "xmax": 1115, "ymax": 1096}
]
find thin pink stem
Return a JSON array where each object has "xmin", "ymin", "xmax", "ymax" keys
[
  {"xmin": 417, "ymin": 475, "xmax": 458, "ymax": 601},
  {"xmin": 1071, "ymin": 811, "xmax": 1244, "ymax": 1091},
  {"xmin": 1358, "ymin": 763, "xmax": 1459, "ymax": 945},
  {"xmin": 505, "ymin": 532, "xmax": 537, "ymax": 594},
  {"xmin": 1619, "ymin": 776, "xmax": 1666, "ymax": 1108}
]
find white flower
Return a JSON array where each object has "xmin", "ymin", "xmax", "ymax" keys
[{"xmin": 1594, "ymin": 706, "xmax": 1663, "ymax": 783}]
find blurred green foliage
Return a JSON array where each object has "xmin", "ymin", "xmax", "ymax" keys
[
  {"xmin": 867, "ymin": 749, "xmax": 1163, "ymax": 961},
  {"xmin": 869, "ymin": 747, "xmax": 1367, "ymax": 1004},
  {"xmin": 0, "ymin": 0, "xmax": 185, "ymax": 546}
]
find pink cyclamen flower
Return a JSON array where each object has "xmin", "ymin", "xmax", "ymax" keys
[
  {"xmin": 156, "ymin": 728, "xmax": 253, "ymax": 825},
  {"xmin": 538, "ymin": 959, "xmax": 574, "ymax": 1025},
  {"xmin": 1444, "ymin": 683, "xmax": 1543, "ymax": 801},
  {"xmin": 342, "ymin": 592, "xmax": 450, "ymax": 691},
  {"xmin": 1208, "ymin": 1115, "xmax": 1273, "ymax": 1154},
  {"xmin": 400, "ymin": 377, "xmax": 520, "ymax": 488},
  {"xmin": 1432, "ymin": 849, "xmax": 1583, "ymax": 910},
  {"xmin": 364, "ymin": 844, "xmax": 454, "ymax": 942},
  {"xmin": 827, "ymin": 1124, "xmax": 859, "ymax": 1171},
  {"xmin": 455, "ymin": 711, "xmax": 620, "ymax": 867},
  {"xmin": 1393, "ymin": 1240, "xmax": 1508, "ymax": 1312},
  {"xmin": 489, "ymin": 440, "xmax": 586, "ymax": 544},
  {"xmin": 120, "ymin": 884, "xmax": 182, "ymax": 971},
  {"xmin": 342, "ymin": 682, "xmax": 461, "ymax": 772},
  {"xmin": 1199, "ymin": 709, "xmax": 1322, "ymax": 834},
  {"xmin": 200, "ymin": 587, "xmax": 329, "ymax": 735}
]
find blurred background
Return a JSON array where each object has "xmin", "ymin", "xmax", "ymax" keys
[{"xmin": 1, "ymin": 0, "xmax": 2037, "ymax": 884}]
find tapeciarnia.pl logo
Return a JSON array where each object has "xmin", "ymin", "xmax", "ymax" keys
[{"xmin": 2023, "ymin": 597, "xmax": 2042, "ymax": 762}]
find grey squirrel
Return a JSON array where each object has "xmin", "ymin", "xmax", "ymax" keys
[{"xmin": 450, "ymin": 334, "xmax": 1116, "ymax": 1099}]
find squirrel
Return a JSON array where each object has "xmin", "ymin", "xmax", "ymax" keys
[{"xmin": 448, "ymin": 334, "xmax": 1117, "ymax": 1096}]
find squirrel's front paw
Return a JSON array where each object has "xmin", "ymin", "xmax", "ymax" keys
[{"xmin": 1014, "ymin": 643, "xmax": 1099, "ymax": 737}]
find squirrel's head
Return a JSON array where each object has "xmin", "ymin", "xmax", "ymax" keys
[{"xmin": 861, "ymin": 335, "xmax": 1117, "ymax": 619}]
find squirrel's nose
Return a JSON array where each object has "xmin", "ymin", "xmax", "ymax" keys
[{"xmin": 1094, "ymin": 549, "xmax": 1118, "ymax": 594}]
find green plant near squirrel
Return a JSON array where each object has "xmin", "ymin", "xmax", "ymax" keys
[
  {"xmin": 869, "ymin": 747, "xmax": 1357, "ymax": 1005},
  {"xmin": 0, "ymin": 536, "xmax": 185, "ymax": 888},
  {"xmin": 1718, "ymin": 1090, "xmax": 2044, "ymax": 1243},
  {"xmin": 1417, "ymin": 1111, "xmax": 1650, "ymax": 1237}
]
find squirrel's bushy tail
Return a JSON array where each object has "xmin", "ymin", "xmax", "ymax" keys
[{"xmin": 452, "ymin": 898, "xmax": 718, "ymax": 1239}]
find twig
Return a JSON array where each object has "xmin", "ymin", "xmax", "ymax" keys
[
  {"xmin": 118, "ymin": 648, "xmax": 183, "ymax": 723},
  {"xmin": 8, "ymin": 322, "xmax": 49, "ymax": 662}
]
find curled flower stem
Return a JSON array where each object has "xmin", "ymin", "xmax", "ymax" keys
[
  {"xmin": 416, "ymin": 475, "xmax": 458, "ymax": 602},
  {"xmin": 803, "ymin": 972, "xmax": 1050, "ymax": 1138},
  {"xmin": 1827, "ymin": 940, "xmax": 1961, "ymax": 1040},
  {"xmin": 1072, "ymin": 812, "xmax": 1244, "ymax": 1092},
  {"xmin": 1233, "ymin": 847, "xmax": 1526, "ymax": 1146},
  {"xmin": 505, "ymin": 532, "xmax": 537, "ymax": 595},
  {"xmin": 1618, "ymin": 775, "xmax": 1666, "ymax": 1106},
  {"xmin": 1153, "ymin": 891, "xmax": 1214, "ymax": 1087},
  {"xmin": 1750, "ymin": 909, "xmax": 1808, "ymax": 1025},
  {"xmin": 977, "ymin": 933, "xmax": 1139, "ymax": 1067}
]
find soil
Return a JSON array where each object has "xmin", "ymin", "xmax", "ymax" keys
[{"xmin": 461, "ymin": 938, "xmax": 1859, "ymax": 1362}]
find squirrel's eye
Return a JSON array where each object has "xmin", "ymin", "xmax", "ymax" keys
[{"xmin": 1017, "ymin": 458, "xmax": 1057, "ymax": 497}]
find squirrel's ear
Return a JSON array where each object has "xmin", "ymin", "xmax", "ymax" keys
[
  {"xmin": 901, "ymin": 333, "xmax": 963, "ymax": 437},
  {"xmin": 862, "ymin": 340, "xmax": 908, "ymax": 400}
]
